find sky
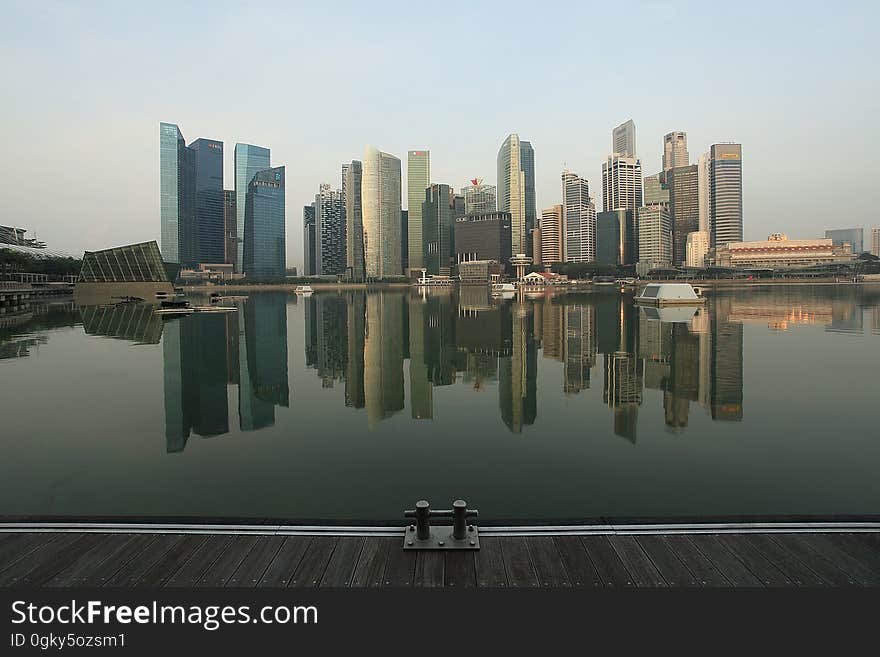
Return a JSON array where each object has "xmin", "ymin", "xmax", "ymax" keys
[{"xmin": 1, "ymin": 1, "xmax": 877, "ymax": 268}]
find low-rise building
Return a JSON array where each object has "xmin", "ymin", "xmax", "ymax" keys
[
  {"xmin": 711, "ymin": 233, "xmax": 857, "ymax": 268},
  {"xmin": 454, "ymin": 212, "xmax": 512, "ymax": 270}
]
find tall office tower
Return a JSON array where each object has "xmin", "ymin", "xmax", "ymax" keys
[
  {"xmin": 540, "ymin": 205, "xmax": 564, "ymax": 264},
  {"xmin": 314, "ymin": 183, "xmax": 346, "ymax": 275},
  {"xmin": 401, "ymin": 210, "xmax": 409, "ymax": 271},
  {"xmin": 520, "ymin": 141, "xmax": 537, "ymax": 256},
  {"xmin": 234, "ymin": 143, "xmax": 271, "ymax": 272},
  {"xmin": 697, "ymin": 152, "xmax": 710, "ymax": 232},
  {"xmin": 825, "ymin": 228, "xmax": 864, "ymax": 255},
  {"xmin": 663, "ymin": 132, "xmax": 689, "ymax": 171},
  {"xmin": 532, "ymin": 227, "xmax": 542, "ymax": 265},
  {"xmin": 596, "ymin": 209, "xmax": 635, "ymax": 266},
  {"xmin": 422, "ymin": 184, "xmax": 456, "ymax": 276},
  {"xmin": 601, "ymin": 154, "xmax": 643, "ymax": 213},
  {"xmin": 407, "ymin": 150, "xmax": 430, "ymax": 271},
  {"xmin": 637, "ymin": 204, "xmax": 673, "ymax": 266},
  {"xmin": 872, "ymin": 228, "xmax": 880, "ymax": 257},
  {"xmin": 159, "ymin": 122, "xmax": 194, "ymax": 265},
  {"xmin": 243, "ymin": 167, "xmax": 285, "ymax": 279},
  {"xmin": 667, "ymin": 164, "xmax": 700, "ymax": 266},
  {"xmin": 303, "ymin": 204, "xmax": 316, "ymax": 276},
  {"xmin": 462, "ymin": 180, "xmax": 497, "ymax": 215},
  {"xmin": 497, "ymin": 134, "xmax": 528, "ymax": 256},
  {"xmin": 709, "ymin": 143, "xmax": 743, "ymax": 247},
  {"xmin": 188, "ymin": 139, "xmax": 224, "ymax": 265},
  {"xmin": 363, "ymin": 146, "xmax": 402, "ymax": 278},
  {"xmin": 686, "ymin": 231, "xmax": 709, "ymax": 268},
  {"xmin": 643, "ymin": 173, "xmax": 669, "ymax": 205},
  {"xmin": 344, "ymin": 161, "xmax": 365, "ymax": 281},
  {"xmin": 562, "ymin": 170, "xmax": 597, "ymax": 263},
  {"xmin": 224, "ymin": 190, "xmax": 237, "ymax": 266},
  {"xmin": 612, "ymin": 119, "xmax": 636, "ymax": 158}
]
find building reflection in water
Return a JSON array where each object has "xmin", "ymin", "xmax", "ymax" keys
[{"xmin": 364, "ymin": 292, "xmax": 405, "ymax": 428}]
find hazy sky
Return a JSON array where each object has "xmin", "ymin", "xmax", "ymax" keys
[{"xmin": 1, "ymin": 1, "xmax": 877, "ymax": 268}]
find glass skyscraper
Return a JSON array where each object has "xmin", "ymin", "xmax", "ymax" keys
[
  {"xmin": 407, "ymin": 150, "xmax": 430, "ymax": 271},
  {"xmin": 362, "ymin": 145, "xmax": 402, "ymax": 278},
  {"xmin": 497, "ymin": 134, "xmax": 528, "ymax": 257},
  {"xmin": 709, "ymin": 143, "xmax": 743, "ymax": 248},
  {"xmin": 243, "ymin": 167, "xmax": 286, "ymax": 279},
  {"xmin": 189, "ymin": 138, "xmax": 225, "ymax": 265},
  {"xmin": 159, "ymin": 122, "xmax": 193, "ymax": 264},
  {"xmin": 235, "ymin": 143, "xmax": 271, "ymax": 273},
  {"xmin": 520, "ymin": 141, "xmax": 537, "ymax": 257}
]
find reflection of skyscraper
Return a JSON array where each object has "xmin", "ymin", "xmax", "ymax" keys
[
  {"xmin": 664, "ymin": 323, "xmax": 700, "ymax": 429},
  {"xmin": 408, "ymin": 295, "xmax": 433, "ymax": 420},
  {"xmin": 313, "ymin": 295, "xmax": 348, "ymax": 387},
  {"xmin": 500, "ymin": 303, "xmax": 537, "ymax": 433},
  {"xmin": 240, "ymin": 294, "xmax": 289, "ymax": 430},
  {"xmin": 364, "ymin": 292, "xmax": 405, "ymax": 428},
  {"xmin": 707, "ymin": 296, "xmax": 743, "ymax": 421},
  {"xmin": 344, "ymin": 293, "xmax": 366, "ymax": 409},
  {"xmin": 541, "ymin": 300, "xmax": 564, "ymax": 361},
  {"xmin": 602, "ymin": 298, "xmax": 643, "ymax": 442},
  {"xmin": 564, "ymin": 305, "xmax": 595, "ymax": 394}
]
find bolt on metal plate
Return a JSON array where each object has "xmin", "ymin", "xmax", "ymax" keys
[{"xmin": 403, "ymin": 524, "xmax": 480, "ymax": 550}]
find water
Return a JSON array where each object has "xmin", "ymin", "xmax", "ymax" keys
[{"xmin": 1, "ymin": 286, "xmax": 879, "ymax": 524}]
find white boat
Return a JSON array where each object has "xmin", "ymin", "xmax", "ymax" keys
[
  {"xmin": 294, "ymin": 285, "xmax": 314, "ymax": 296},
  {"xmin": 491, "ymin": 282, "xmax": 516, "ymax": 295},
  {"xmin": 635, "ymin": 283, "xmax": 706, "ymax": 306}
]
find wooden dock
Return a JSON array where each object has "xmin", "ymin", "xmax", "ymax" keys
[{"xmin": 1, "ymin": 528, "xmax": 878, "ymax": 588}]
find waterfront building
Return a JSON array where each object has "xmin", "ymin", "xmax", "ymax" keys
[
  {"xmin": 873, "ymin": 228, "xmax": 880, "ymax": 256},
  {"xmin": 637, "ymin": 204, "xmax": 673, "ymax": 267},
  {"xmin": 401, "ymin": 210, "xmax": 409, "ymax": 272},
  {"xmin": 224, "ymin": 190, "xmax": 236, "ymax": 267},
  {"xmin": 562, "ymin": 170, "xmax": 597, "ymax": 263},
  {"xmin": 663, "ymin": 131, "xmax": 689, "ymax": 171},
  {"xmin": 315, "ymin": 183, "xmax": 346, "ymax": 276},
  {"xmin": 345, "ymin": 161, "xmax": 365, "ymax": 281},
  {"xmin": 643, "ymin": 173, "xmax": 669, "ymax": 205},
  {"xmin": 825, "ymin": 228, "xmax": 864, "ymax": 255},
  {"xmin": 709, "ymin": 143, "xmax": 743, "ymax": 247},
  {"xmin": 303, "ymin": 204, "xmax": 317, "ymax": 276},
  {"xmin": 612, "ymin": 119, "xmax": 636, "ymax": 158},
  {"xmin": 520, "ymin": 140, "xmax": 537, "ymax": 256},
  {"xmin": 602, "ymin": 154, "xmax": 643, "ymax": 213},
  {"xmin": 497, "ymin": 134, "xmax": 528, "ymax": 257},
  {"xmin": 686, "ymin": 231, "xmax": 710, "ymax": 268},
  {"xmin": 363, "ymin": 146, "xmax": 402, "ymax": 278},
  {"xmin": 243, "ymin": 167, "xmax": 285, "ymax": 279},
  {"xmin": 454, "ymin": 212, "xmax": 512, "ymax": 267},
  {"xmin": 532, "ymin": 227, "xmax": 542, "ymax": 266},
  {"xmin": 159, "ymin": 122, "xmax": 194, "ymax": 266},
  {"xmin": 422, "ymin": 184, "xmax": 456, "ymax": 276},
  {"xmin": 189, "ymin": 138, "xmax": 225, "ymax": 266},
  {"xmin": 462, "ymin": 180, "xmax": 497, "ymax": 215},
  {"xmin": 458, "ymin": 259, "xmax": 500, "ymax": 285},
  {"xmin": 667, "ymin": 164, "xmax": 700, "ymax": 266},
  {"xmin": 596, "ymin": 209, "xmax": 635, "ymax": 266},
  {"xmin": 407, "ymin": 150, "xmax": 430, "ymax": 271},
  {"xmin": 711, "ymin": 233, "xmax": 857, "ymax": 268},
  {"xmin": 539, "ymin": 205, "xmax": 564, "ymax": 265},
  {"xmin": 75, "ymin": 241, "xmax": 174, "ymax": 305},
  {"xmin": 698, "ymin": 152, "xmax": 710, "ymax": 233},
  {"xmin": 234, "ymin": 143, "xmax": 271, "ymax": 272}
]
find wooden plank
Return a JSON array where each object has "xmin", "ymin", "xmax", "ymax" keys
[
  {"xmin": 382, "ymin": 539, "xmax": 416, "ymax": 587},
  {"xmin": 11, "ymin": 534, "xmax": 103, "ymax": 586},
  {"xmin": 770, "ymin": 534, "xmax": 859, "ymax": 587},
  {"xmin": 500, "ymin": 537, "xmax": 538, "ymax": 588},
  {"xmin": 413, "ymin": 551, "xmax": 445, "ymax": 588},
  {"xmin": 444, "ymin": 551, "xmax": 476, "ymax": 588},
  {"xmin": 826, "ymin": 534, "xmax": 880, "ymax": 579},
  {"xmin": 554, "ymin": 536, "xmax": 601, "ymax": 588},
  {"xmin": 474, "ymin": 537, "xmax": 507, "ymax": 588},
  {"xmin": 610, "ymin": 536, "xmax": 666, "ymax": 587},
  {"xmin": 257, "ymin": 536, "xmax": 312, "ymax": 588},
  {"xmin": 351, "ymin": 537, "xmax": 389, "ymax": 588},
  {"xmin": 165, "ymin": 535, "xmax": 235, "ymax": 588},
  {"xmin": 581, "ymin": 536, "xmax": 633, "ymax": 587},
  {"xmin": 47, "ymin": 534, "xmax": 135, "ymax": 586},
  {"xmin": 717, "ymin": 535, "xmax": 791, "ymax": 587},
  {"xmin": 661, "ymin": 535, "xmax": 730, "ymax": 587},
  {"xmin": 134, "ymin": 535, "xmax": 209, "ymax": 588},
  {"xmin": 636, "ymin": 536, "xmax": 698, "ymax": 587},
  {"xmin": 289, "ymin": 537, "xmax": 337, "ymax": 588},
  {"xmin": 195, "ymin": 536, "xmax": 258, "ymax": 588},
  {"xmin": 525, "ymin": 537, "xmax": 570, "ymax": 587},
  {"xmin": 80, "ymin": 535, "xmax": 160, "ymax": 587},
  {"xmin": 320, "ymin": 538, "xmax": 364, "ymax": 588},
  {"xmin": 104, "ymin": 535, "xmax": 183, "ymax": 587},
  {"xmin": 226, "ymin": 536, "xmax": 285, "ymax": 588},
  {"xmin": 0, "ymin": 533, "xmax": 61, "ymax": 576},
  {"xmin": 687, "ymin": 535, "xmax": 762, "ymax": 587},
  {"xmin": 744, "ymin": 534, "xmax": 826, "ymax": 587},
  {"xmin": 806, "ymin": 534, "xmax": 880, "ymax": 586}
]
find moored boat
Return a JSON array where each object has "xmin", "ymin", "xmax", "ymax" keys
[{"xmin": 635, "ymin": 283, "xmax": 706, "ymax": 306}]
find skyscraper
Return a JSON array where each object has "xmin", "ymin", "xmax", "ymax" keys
[
  {"xmin": 314, "ymin": 183, "xmax": 346, "ymax": 275},
  {"xmin": 562, "ymin": 170, "xmax": 597, "ymax": 263},
  {"xmin": 637, "ymin": 204, "xmax": 673, "ymax": 266},
  {"xmin": 825, "ymin": 228, "xmax": 864, "ymax": 255},
  {"xmin": 663, "ymin": 132, "xmax": 689, "ymax": 171},
  {"xmin": 422, "ymin": 184, "xmax": 456, "ymax": 276},
  {"xmin": 520, "ymin": 141, "xmax": 537, "ymax": 256},
  {"xmin": 243, "ymin": 167, "xmax": 285, "ymax": 279},
  {"xmin": 188, "ymin": 138, "xmax": 224, "ymax": 265},
  {"xmin": 667, "ymin": 164, "xmax": 700, "ymax": 266},
  {"xmin": 540, "ymin": 205, "xmax": 564, "ymax": 264},
  {"xmin": 462, "ymin": 180, "xmax": 497, "ymax": 215},
  {"xmin": 363, "ymin": 145, "xmax": 402, "ymax": 278},
  {"xmin": 234, "ymin": 144, "xmax": 271, "ymax": 273},
  {"xmin": 224, "ymin": 190, "xmax": 236, "ymax": 267},
  {"xmin": 872, "ymin": 228, "xmax": 880, "ymax": 257},
  {"xmin": 596, "ymin": 209, "xmax": 636, "ymax": 266},
  {"xmin": 697, "ymin": 152, "xmax": 710, "ymax": 233},
  {"xmin": 612, "ymin": 119, "xmax": 636, "ymax": 158},
  {"xmin": 303, "ymin": 204, "xmax": 316, "ymax": 276},
  {"xmin": 497, "ymin": 134, "xmax": 528, "ymax": 256},
  {"xmin": 407, "ymin": 150, "xmax": 430, "ymax": 271},
  {"xmin": 345, "ymin": 161, "xmax": 365, "ymax": 281},
  {"xmin": 643, "ymin": 173, "xmax": 669, "ymax": 205},
  {"xmin": 159, "ymin": 122, "xmax": 194, "ymax": 265},
  {"xmin": 602, "ymin": 154, "xmax": 643, "ymax": 213},
  {"xmin": 709, "ymin": 143, "xmax": 743, "ymax": 248}
]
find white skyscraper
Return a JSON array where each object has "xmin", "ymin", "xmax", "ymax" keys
[
  {"xmin": 663, "ymin": 132, "xmax": 689, "ymax": 172},
  {"xmin": 497, "ymin": 134, "xmax": 528, "ymax": 256},
  {"xmin": 562, "ymin": 170, "xmax": 597, "ymax": 263},
  {"xmin": 601, "ymin": 154, "xmax": 643, "ymax": 213},
  {"xmin": 612, "ymin": 119, "xmax": 636, "ymax": 158},
  {"xmin": 362, "ymin": 145, "xmax": 402, "ymax": 278}
]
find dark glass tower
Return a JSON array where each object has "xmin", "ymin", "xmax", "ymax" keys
[
  {"xmin": 243, "ymin": 167, "xmax": 286, "ymax": 279},
  {"xmin": 159, "ymin": 122, "xmax": 194, "ymax": 265},
  {"xmin": 520, "ymin": 141, "xmax": 537, "ymax": 257},
  {"xmin": 189, "ymin": 139, "xmax": 225, "ymax": 265},
  {"xmin": 422, "ymin": 184, "xmax": 455, "ymax": 276},
  {"xmin": 235, "ymin": 144, "xmax": 271, "ymax": 272}
]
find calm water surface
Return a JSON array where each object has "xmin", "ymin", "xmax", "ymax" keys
[{"xmin": 1, "ymin": 286, "xmax": 879, "ymax": 523}]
